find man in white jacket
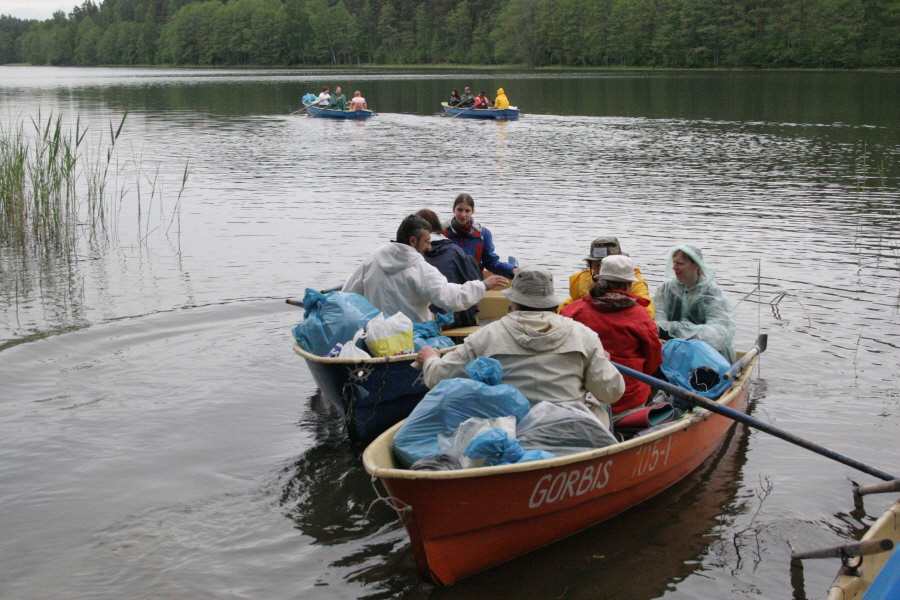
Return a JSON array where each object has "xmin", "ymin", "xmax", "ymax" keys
[
  {"xmin": 416, "ymin": 265, "xmax": 624, "ymax": 424},
  {"xmin": 343, "ymin": 215, "xmax": 508, "ymax": 323}
]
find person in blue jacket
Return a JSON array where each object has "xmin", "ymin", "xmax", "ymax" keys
[
  {"xmin": 442, "ymin": 194, "xmax": 518, "ymax": 279},
  {"xmin": 416, "ymin": 209, "xmax": 483, "ymax": 327}
]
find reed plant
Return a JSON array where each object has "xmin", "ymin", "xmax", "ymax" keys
[{"xmin": 0, "ymin": 112, "xmax": 126, "ymax": 253}]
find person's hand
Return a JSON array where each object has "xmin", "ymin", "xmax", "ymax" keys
[
  {"xmin": 483, "ymin": 275, "xmax": 509, "ymax": 290},
  {"xmin": 604, "ymin": 350, "xmax": 611, "ymax": 360},
  {"xmin": 511, "ymin": 267, "xmax": 519, "ymax": 276},
  {"xmin": 416, "ymin": 346, "xmax": 439, "ymax": 366}
]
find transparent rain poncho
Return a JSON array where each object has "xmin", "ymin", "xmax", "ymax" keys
[{"xmin": 653, "ymin": 244, "xmax": 736, "ymax": 363}]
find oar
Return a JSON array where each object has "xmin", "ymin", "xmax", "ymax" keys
[
  {"xmin": 723, "ymin": 334, "xmax": 767, "ymax": 379},
  {"xmin": 290, "ymin": 106, "xmax": 308, "ymax": 116},
  {"xmin": 791, "ymin": 538, "xmax": 893, "ymax": 561},
  {"xmin": 285, "ymin": 284, "xmax": 344, "ymax": 308},
  {"xmin": 611, "ymin": 346, "xmax": 900, "ymax": 482},
  {"xmin": 446, "ymin": 102, "xmax": 478, "ymax": 119},
  {"xmin": 853, "ymin": 478, "xmax": 900, "ymax": 496}
]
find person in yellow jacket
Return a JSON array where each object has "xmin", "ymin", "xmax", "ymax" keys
[
  {"xmin": 494, "ymin": 88, "xmax": 510, "ymax": 110},
  {"xmin": 558, "ymin": 237, "xmax": 655, "ymax": 318}
]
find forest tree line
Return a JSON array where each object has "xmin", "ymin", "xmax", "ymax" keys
[{"xmin": 1, "ymin": 0, "xmax": 899, "ymax": 68}]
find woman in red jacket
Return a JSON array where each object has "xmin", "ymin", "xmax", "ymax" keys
[{"xmin": 561, "ymin": 255, "xmax": 663, "ymax": 414}]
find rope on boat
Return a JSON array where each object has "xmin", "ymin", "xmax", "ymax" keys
[{"xmin": 366, "ymin": 474, "xmax": 413, "ymax": 525}]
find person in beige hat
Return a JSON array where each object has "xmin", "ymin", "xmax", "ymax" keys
[
  {"xmin": 561, "ymin": 255, "xmax": 663, "ymax": 415},
  {"xmin": 415, "ymin": 265, "xmax": 624, "ymax": 425},
  {"xmin": 557, "ymin": 237, "xmax": 654, "ymax": 318}
]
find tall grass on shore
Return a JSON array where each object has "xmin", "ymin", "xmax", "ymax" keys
[{"xmin": 0, "ymin": 112, "xmax": 126, "ymax": 253}]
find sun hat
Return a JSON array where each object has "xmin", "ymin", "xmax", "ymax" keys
[
  {"xmin": 502, "ymin": 266, "xmax": 562, "ymax": 309},
  {"xmin": 597, "ymin": 255, "xmax": 638, "ymax": 282},
  {"xmin": 583, "ymin": 237, "xmax": 622, "ymax": 261}
]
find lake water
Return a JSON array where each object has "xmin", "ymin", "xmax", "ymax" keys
[{"xmin": 1, "ymin": 66, "xmax": 898, "ymax": 600}]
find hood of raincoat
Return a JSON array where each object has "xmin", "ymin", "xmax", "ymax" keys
[
  {"xmin": 501, "ymin": 311, "xmax": 574, "ymax": 352},
  {"xmin": 373, "ymin": 242, "xmax": 423, "ymax": 274},
  {"xmin": 423, "ymin": 238, "xmax": 455, "ymax": 258},
  {"xmin": 496, "ymin": 88, "xmax": 506, "ymax": 96},
  {"xmin": 664, "ymin": 243, "xmax": 716, "ymax": 288}
]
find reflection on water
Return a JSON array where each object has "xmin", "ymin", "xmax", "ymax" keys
[{"xmin": 0, "ymin": 67, "xmax": 899, "ymax": 599}]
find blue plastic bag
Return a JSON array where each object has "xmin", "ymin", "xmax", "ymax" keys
[
  {"xmin": 413, "ymin": 312, "xmax": 456, "ymax": 351},
  {"xmin": 464, "ymin": 429, "xmax": 557, "ymax": 466},
  {"xmin": 301, "ymin": 93, "xmax": 317, "ymax": 105},
  {"xmin": 660, "ymin": 338, "xmax": 732, "ymax": 400},
  {"xmin": 393, "ymin": 357, "xmax": 531, "ymax": 468},
  {"xmin": 292, "ymin": 288, "xmax": 380, "ymax": 356}
]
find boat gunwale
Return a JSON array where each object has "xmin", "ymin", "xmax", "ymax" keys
[
  {"xmin": 827, "ymin": 496, "xmax": 900, "ymax": 600},
  {"xmin": 293, "ymin": 341, "xmax": 454, "ymax": 364},
  {"xmin": 303, "ymin": 103, "xmax": 374, "ymax": 117},
  {"xmin": 439, "ymin": 101, "xmax": 520, "ymax": 115},
  {"xmin": 362, "ymin": 351, "xmax": 755, "ymax": 481}
]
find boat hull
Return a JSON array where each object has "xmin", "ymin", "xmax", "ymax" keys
[
  {"xmin": 441, "ymin": 102, "xmax": 519, "ymax": 120},
  {"xmin": 294, "ymin": 344, "xmax": 427, "ymax": 443},
  {"xmin": 363, "ymin": 353, "xmax": 756, "ymax": 585},
  {"xmin": 304, "ymin": 104, "xmax": 374, "ymax": 119}
]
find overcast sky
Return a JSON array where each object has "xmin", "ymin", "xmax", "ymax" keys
[{"xmin": 3, "ymin": 0, "xmax": 78, "ymax": 21}]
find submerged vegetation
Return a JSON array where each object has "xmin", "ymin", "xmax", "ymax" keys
[{"xmin": 2, "ymin": 0, "xmax": 900, "ymax": 69}]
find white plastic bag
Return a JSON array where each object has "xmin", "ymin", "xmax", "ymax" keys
[
  {"xmin": 338, "ymin": 329, "xmax": 371, "ymax": 359},
  {"xmin": 365, "ymin": 312, "xmax": 414, "ymax": 357},
  {"xmin": 437, "ymin": 416, "xmax": 517, "ymax": 469},
  {"xmin": 516, "ymin": 401, "xmax": 617, "ymax": 456}
]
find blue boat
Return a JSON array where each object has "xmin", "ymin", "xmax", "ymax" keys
[
  {"xmin": 304, "ymin": 103, "xmax": 374, "ymax": 119},
  {"xmin": 441, "ymin": 102, "xmax": 520, "ymax": 120},
  {"xmin": 292, "ymin": 290, "xmax": 511, "ymax": 443},
  {"xmin": 293, "ymin": 344, "xmax": 436, "ymax": 443}
]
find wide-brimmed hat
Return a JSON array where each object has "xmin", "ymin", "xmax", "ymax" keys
[
  {"xmin": 502, "ymin": 266, "xmax": 562, "ymax": 308},
  {"xmin": 584, "ymin": 237, "xmax": 622, "ymax": 261},
  {"xmin": 598, "ymin": 255, "xmax": 637, "ymax": 282}
]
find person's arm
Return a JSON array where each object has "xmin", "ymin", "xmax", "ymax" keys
[
  {"xmin": 477, "ymin": 229, "xmax": 516, "ymax": 278},
  {"xmin": 414, "ymin": 262, "xmax": 487, "ymax": 313},
  {"xmin": 582, "ymin": 334, "xmax": 625, "ymax": 404},
  {"xmin": 420, "ymin": 342, "xmax": 477, "ymax": 388}
]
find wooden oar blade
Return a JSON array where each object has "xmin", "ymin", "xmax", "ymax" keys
[
  {"xmin": 854, "ymin": 478, "xmax": 900, "ymax": 496},
  {"xmin": 791, "ymin": 538, "xmax": 893, "ymax": 561}
]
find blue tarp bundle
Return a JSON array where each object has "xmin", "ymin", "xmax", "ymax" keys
[{"xmin": 413, "ymin": 312, "xmax": 456, "ymax": 351}]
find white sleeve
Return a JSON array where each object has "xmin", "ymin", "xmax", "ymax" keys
[{"xmin": 414, "ymin": 262, "xmax": 486, "ymax": 312}]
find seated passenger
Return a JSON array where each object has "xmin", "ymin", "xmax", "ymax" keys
[
  {"xmin": 494, "ymin": 88, "xmax": 510, "ymax": 109},
  {"xmin": 416, "ymin": 209, "xmax": 484, "ymax": 328},
  {"xmin": 654, "ymin": 244, "xmax": 736, "ymax": 362},
  {"xmin": 348, "ymin": 90, "xmax": 368, "ymax": 110},
  {"xmin": 416, "ymin": 266, "xmax": 624, "ymax": 426},
  {"xmin": 473, "ymin": 91, "xmax": 493, "ymax": 109},
  {"xmin": 449, "ymin": 88, "xmax": 462, "ymax": 107},
  {"xmin": 458, "ymin": 87, "xmax": 475, "ymax": 107},
  {"xmin": 328, "ymin": 86, "xmax": 347, "ymax": 110},
  {"xmin": 561, "ymin": 255, "xmax": 663, "ymax": 414},
  {"xmin": 316, "ymin": 87, "xmax": 331, "ymax": 106},
  {"xmin": 343, "ymin": 215, "xmax": 508, "ymax": 323},
  {"xmin": 558, "ymin": 237, "xmax": 655, "ymax": 318}
]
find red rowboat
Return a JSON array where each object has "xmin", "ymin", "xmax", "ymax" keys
[{"xmin": 362, "ymin": 348, "xmax": 757, "ymax": 585}]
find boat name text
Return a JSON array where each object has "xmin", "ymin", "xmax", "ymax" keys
[{"xmin": 528, "ymin": 460, "xmax": 613, "ymax": 509}]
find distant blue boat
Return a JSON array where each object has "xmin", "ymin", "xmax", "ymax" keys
[
  {"xmin": 441, "ymin": 102, "xmax": 520, "ymax": 120},
  {"xmin": 304, "ymin": 103, "xmax": 374, "ymax": 119},
  {"xmin": 293, "ymin": 344, "xmax": 430, "ymax": 443}
]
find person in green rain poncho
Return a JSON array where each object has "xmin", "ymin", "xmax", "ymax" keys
[
  {"xmin": 654, "ymin": 244, "xmax": 736, "ymax": 362},
  {"xmin": 328, "ymin": 86, "xmax": 347, "ymax": 110}
]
